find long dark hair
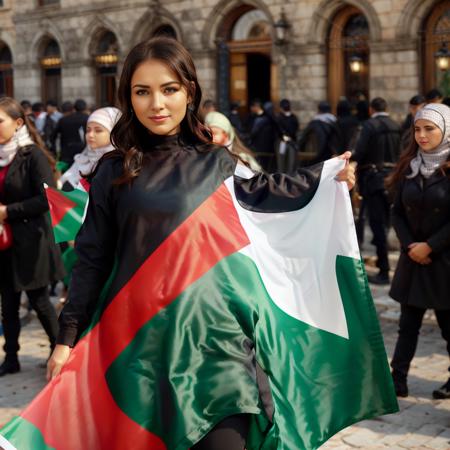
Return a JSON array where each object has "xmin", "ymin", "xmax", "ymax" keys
[
  {"xmin": 110, "ymin": 37, "xmax": 212, "ymax": 184},
  {"xmin": 386, "ymin": 123, "xmax": 450, "ymax": 190},
  {"xmin": 0, "ymin": 97, "xmax": 55, "ymax": 168}
]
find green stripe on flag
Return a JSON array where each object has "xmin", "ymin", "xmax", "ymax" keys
[
  {"xmin": 105, "ymin": 252, "xmax": 397, "ymax": 450},
  {"xmin": 0, "ymin": 416, "xmax": 55, "ymax": 450}
]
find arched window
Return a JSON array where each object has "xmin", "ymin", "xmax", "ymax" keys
[
  {"xmin": 422, "ymin": 1, "xmax": 450, "ymax": 95},
  {"xmin": 40, "ymin": 39, "xmax": 62, "ymax": 105},
  {"xmin": 152, "ymin": 24, "xmax": 178, "ymax": 40},
  {"xmin": 328, "ymin": 7, "xmax": 370, "ymax": 110},
  {"xmin": 94, "ymin": 31, "xmax": 118, "ymax": 107},
  {"xmin": 0, "ymin": 43, "xmax": 13, "ymax": 97},
  {"xmin": 216, "ymin": 7, "xmax": 274, "ymax": 114}
]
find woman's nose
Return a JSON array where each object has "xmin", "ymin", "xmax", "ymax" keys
[{"xmin": 151, "ymin": 93, "xmax": 164, "ymax": 111}]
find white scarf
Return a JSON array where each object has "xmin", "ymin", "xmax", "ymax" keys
[
  {"xmin": 60, "ymin": 143, "xmax": 115, "ymax": 188},
  {"xmin": 0, "ymin": 126, "xmax": 35, "ymax": 167},
  {"xmin": 408, "ymin": 103, "xmax": 450, "ymax": 179}
]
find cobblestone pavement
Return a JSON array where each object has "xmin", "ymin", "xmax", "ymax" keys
[{"xmin": 1, "ymin": 247, "xmax": 450, "ymax": 449}]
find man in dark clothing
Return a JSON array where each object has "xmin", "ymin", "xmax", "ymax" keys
[
  {"xmin": 400, "ymin": 95, "xmax": 425, "ymax": 151},
  {"xmin": 249, "ymin": 99, "xmax": 276, "ymax": 171},
  {"xmin": 353, "ymin": 97, "xmax": 401, "ymax": 285},
  {"xmin": 298, "ymin": 101, "xmax": 341, "ymax": 166},
  {"xmin": 228, "ymin": 102, "xmax": 243, "ymax": 136},
  {"xmin": 336, "ymin": 99, "xmax": 360, "ymax": 151},
  {"xmin": 276, "ymin": 99, "xmax": 299, "ymax": 174},
  {"xmin": 53, "ymin": 99, "xmax": 89, "ymax": 166}
]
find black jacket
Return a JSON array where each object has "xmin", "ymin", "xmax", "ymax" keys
[
  {"xmin": 277, "ymin": 113, "xmax": 299, "ymax": 140},
  {"xmin": 53, "ymin": 112, "xmax": 89, "ymax": 165},
  {"xmin": 353, "ymin": 115, "xmax": 401, "ymax": 167},
  {"xmin": 390, "ymin": 171, "xmax": 450, "ymax": 309},
  {"xmin": 249, "ymin": 113, "xmax": 276, "ymax": 153},
  {"xmin": 0, "ymin": 145, "xmax": 65, "ymax": 291},
  {"xmin": 298, "ymin": 119, "xmax": 341, "ymax": 166}
]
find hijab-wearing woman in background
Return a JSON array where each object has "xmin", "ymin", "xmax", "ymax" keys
[
  {"xmin": 60, "ymin": 107, "xmax": 120, "ymax": 190},
  {"xmin": 204, "ymin": 111, "xmax": 261, "ymax": 172},
  {"xmin": 388, "ymin": 103, "xmax": 450, "ymax": 399},
  {"xmin": 0, "ymin": 97, "xmax": 65, "ymax": 377},
  {"xmin": 47, "ymin": 37, "xmax": 354, "ymax": 449}
]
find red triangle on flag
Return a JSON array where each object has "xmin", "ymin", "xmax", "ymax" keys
[{"xmin": 45, "ymin": 186, "xmax": 77, "ymax": 227}]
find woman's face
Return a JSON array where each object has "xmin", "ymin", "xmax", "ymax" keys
[
  {"xmin": 86, "ymin": 121, "xmax": 111, "ymax": 150},
  {"xmin": 0, "ymin": 109, "xmax": 23, "ymax": 145},
  {"xmin": 414, "ymin": 119, "xmax": 443, "ymax": 152},
  {"xmin": 210, "ymin": 126, "xmax": 229, "ymax": 146},
  {"xmin": 130, "ymin": 59, "xmax": 190, "ymax": 136}
]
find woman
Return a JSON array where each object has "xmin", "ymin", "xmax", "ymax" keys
[
  {"xmin": 59, "ymin": 107, "xmax": 120, "ymax": 190},
  {"xmin": 389, "ymin": 102, "xmax": 450, "ymax": 398},
  {"xmin": 204, "ymin": 110, "xmax": 261, "ymax": 171},
  {"xmin": 48, "ymin": 37, "xmax": 354, "ymax": 449},
  {"xmin": 0, "ymin": 97, "xmax": 65, "ymax": 376}
]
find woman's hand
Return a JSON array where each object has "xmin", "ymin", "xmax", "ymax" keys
[
  {"xmin": 408, "ymin": 242, "xmax": 432, "ymax": 265},
  {"xmin": 335, "ymin": 151, "xmax": 356, "ymax": 190},
  {"xmin": 0, "ymin": 204, "xmax": 7, "ymax": 223},
  {"xmin": 47, "ymin": 344, "xmax": 72, "ymax": 381}
]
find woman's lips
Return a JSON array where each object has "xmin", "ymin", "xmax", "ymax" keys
[{"xmin": 149, "ymin": 115, "xmax": 169, "ymax": 123}]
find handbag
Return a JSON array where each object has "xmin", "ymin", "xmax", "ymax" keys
[{"xmin": 0, "ymin": 222, "xmax": 13, "ymax": 250}]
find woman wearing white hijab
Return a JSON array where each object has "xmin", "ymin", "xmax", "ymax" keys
[
  {"xmin": 204, "ymin": 111, "xmax": 261, "ymax": 172},
  {"xmin": 60, "ymin": 107, "xmax": 120, "ymax": 189},
  {"xmin": 388, "ymin": 103, "xmax": 450, "ymax": 399}
]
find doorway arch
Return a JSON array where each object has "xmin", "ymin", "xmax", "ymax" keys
[{"xmin": 215, "ymin": 4, "xmax": 275, "ymax": 114}]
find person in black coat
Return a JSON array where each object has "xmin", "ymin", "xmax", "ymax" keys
[
  {"xmin": 0, "ymin": 97, "xmax": 65, "ymax": 376},
  {"xmin": 388, "ymin": 103, "xmax": 450, "ymax": 399},
  {"xmin": 336, "ymin": 99, "xmax": 360, "ymax": 151},
  {"xmin": 52, "ymin": 99, "xmax": 89, "ymax": 166},
  {"xmin": 353, "ymin": 97, "xmax": 401, "ymax": 284}
]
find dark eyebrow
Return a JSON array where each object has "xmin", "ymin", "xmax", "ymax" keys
[{"xmin": 131, "ymin": 81, "xmax": 181, "ymax": 89}]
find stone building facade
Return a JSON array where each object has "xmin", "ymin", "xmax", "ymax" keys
[{"xmin": 0, "ymin": 0, "xmax": 449, "ymax": 122}]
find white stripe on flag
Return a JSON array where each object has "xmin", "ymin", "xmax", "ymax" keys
[{"xmin": 227, "ymin": 158, "xmax": 359, "ymax": 338}]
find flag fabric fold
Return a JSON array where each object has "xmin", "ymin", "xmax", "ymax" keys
[{"xmin": 2, "ymin": 158, "xmax": 398, "ymax": 450}]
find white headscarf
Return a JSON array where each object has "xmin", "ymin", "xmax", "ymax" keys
[
  {"xmin": 0, "ymin": 125, "xmax": 35, "ymax": 167},
  {"xmin": 408, "ymin": 103, "xmax": 450, "ymax": 179},
  {"xmin": 60, "ymin": 107, "xmax": 120, "ymax": 188}
]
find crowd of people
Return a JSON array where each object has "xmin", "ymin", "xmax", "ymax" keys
[{"xmin": 0, "ymin": 34, "xmax": 449, "ymax": 449}]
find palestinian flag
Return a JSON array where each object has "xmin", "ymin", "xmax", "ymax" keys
[
  {"xmin": 44, "ymin": 185, "xmax": 88, "ymax": 244},
  {"xmin": 1, "ymin": 158, "xmax": 398, "ymax": 450}
]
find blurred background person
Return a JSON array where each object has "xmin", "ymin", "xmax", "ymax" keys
[
  {"xmin": 400, "ymin": 95, "xmax": 426, "ymax": 151},
  {"xmin": 336, "ymin": 98, "xmax": 360, "ymax": 152},
  {"xmin": 276, "ymin": 98, "xmax": 299, "ymax": 174},
  {"xmin": 298, "ymin": 100, "xmax": 341, "ymax": 166},
  {"xmin": 0, "ymin": 97, "xmax": 65, "ymax": 377},
  {"xmin": 205, "ymin": 110, "xmax": 260, "ymax": 172},
  {"xmin": 353, "ymin": 97, "xmax": 401, "ymax": 285},
  {"xmin": 60, "ymin": 107, "xmax": 120, "ymax": 190},
  {"xmin": 53, "ymin": 99, "xmax": 89, "ymax": 167},
  {"xmin": 425, "ymin": 88, "xmax": 443, "ymax": 104}
]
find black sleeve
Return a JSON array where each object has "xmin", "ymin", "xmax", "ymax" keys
[
  {"xmin": 57, "ymin": 160, "xmax": 119, "ymax": 347},
  {"xmin": 352, "ymin": 122, "xmax": 372, "ymax": 164},
  {"xmin": 234, "ymin": 163, "xmax": 323, "ymax": 213},
  {"xmin": 391, "ymin": 182, "xmax": 414, "ymax": 251},
  {"xmin": 6, "ymin": 147, "xmax": 55, "ymax": 221}
]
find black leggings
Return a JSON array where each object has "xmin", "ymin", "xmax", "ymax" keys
[
  {"xmin": 191, "ymin": 414, "xmax": 250, "ymax": 450},
  {"xmin": 391, "ymin": 304, "xmax": 450, "ymax": 377},
  {"xmin": 1, "ymin": 284, "xmax": 58, "ymax": 357}
]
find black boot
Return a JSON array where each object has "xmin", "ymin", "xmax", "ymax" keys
[
  {"xmin": 392, "ymin": 371, "xmax": 408, "ymax": 397},
  {"xmin": 432, "ymin": 379, "xmax": 450, "ymax": 399},
  {"xmin": 0, "ymin": 355, "xmax": 21, "ymax": 377}
]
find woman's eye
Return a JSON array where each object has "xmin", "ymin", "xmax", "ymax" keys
[
  {"xmin": 164, "ymin": 87, "xmax": 178, "ymax": 94},
  {"xmin": 136, "ymin": 89, "xmax": 148, "ymax": 96}
]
